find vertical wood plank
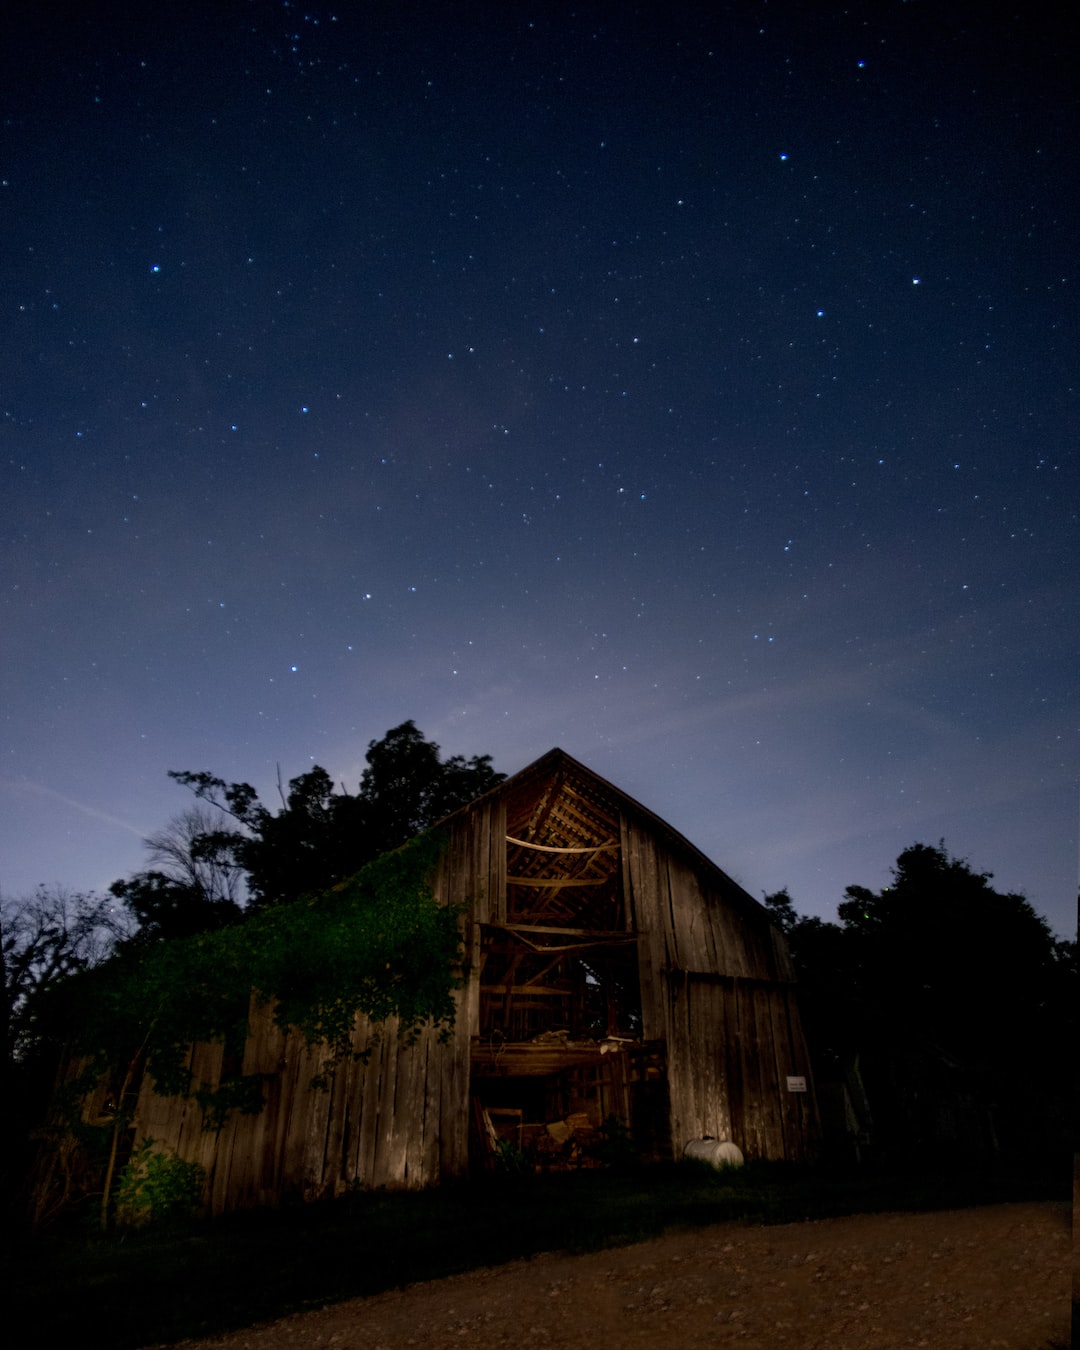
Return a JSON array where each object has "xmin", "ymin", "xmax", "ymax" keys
[
  {"xmin": 301, "ymin": 1058, "xmax": 334, "ymax": 1201},
  {"xmin": 386, "ymin": 1033, "xmax": 418, "ymax": 1187},
  {"xmin": 476, "ymin": 803, "xmax": 492, "ymax": 926},
  {"xmin": 753, "ymin": 988, "xmax": 784, "ymax": 1158},
  {"xmin": 356, "ymin": 1021, "xmax": 386, "ymax": 1185},
  {"xmin": 491, "ymin": 797, "xmax": 507, "ymax": 923},
  {"xmin": 734, "ymin": 983, "xmax": 765, "ymax": 1159},
  {"xmin": 415, "ymin": 1028, "xmax": 440, "ymax": 1185},
  {"xmin": 661, "ymin": 969, "xmax": 693, "ymax": 1154},
  {"xmin": 341, "ymin": 1017, "xmax": 372, "ymax": 1187},
  {"xmin": 696, "ymin": 978, "xmax": 734, "ymax": 1143},
  {"xmin": 368, "ymin": 1023, "xmax": 400, "ymax": 1188},
  {"xmin": 239, "ymin": 1002, "xmax": 285, "ymax": 1210},
  {"xmin": 624, "ymin": 817, "xmax": 667, "ymax": 1041},
  {"xmin": 321, "ymin": 1029, "xmax": 358, "ymax": 1196},
  {"xmin": 440, "ymin": 985, "xmax": 471, "ymax": 1177}
]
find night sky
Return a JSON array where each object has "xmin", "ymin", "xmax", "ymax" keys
[{"xmin": 3, "ymin": 2, "xmax": 1076, "ymax": 939}]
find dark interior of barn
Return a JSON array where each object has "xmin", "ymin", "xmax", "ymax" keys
[{"xmin": 469, "ymin": 763, "xmax": 669, "ymax": 1170}]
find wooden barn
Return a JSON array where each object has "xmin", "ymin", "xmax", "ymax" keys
[{"xmin": 105, "ymin": 749, "xmax": 818, "ymax": 1212}]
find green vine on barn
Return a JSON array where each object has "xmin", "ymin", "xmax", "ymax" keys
[{"xmin": 44, "ymin": 830, "xmax": 458, "ymax": 1226}]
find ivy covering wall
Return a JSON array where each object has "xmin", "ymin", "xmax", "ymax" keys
[{"xmin": 39, "ymin": 832, "xmax": 458, "ymax": 1227}]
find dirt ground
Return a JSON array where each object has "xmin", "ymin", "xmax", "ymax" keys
[{"xmin": 172, "ymin": 1201, "xmax": 1070, "ymax": 1350}]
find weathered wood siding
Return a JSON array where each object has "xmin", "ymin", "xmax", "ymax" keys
[
  {"xmin": 429, "ymin": 795, "xmax": 506, "ymax": 1042},
  {"xmin": 622, "ymin": 812, "xmax": 816, "ymax": 1161},
  {"xmin": 131, "ymin": 996, "xmax": 472, "ymax": 1215},
  {"xmin": 131, "ymin": 806, "xmax": 504, "ymax": 1213}
]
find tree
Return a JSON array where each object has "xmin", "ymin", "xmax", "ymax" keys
[
  {"xmin": 1, "ymin": 886, "xmax": 127, "ymax": 1068},
  {"xmin": 1, "ymin": 887, "xmax": 129, "ymax": 1218},
  {"xmin": 143, "ymin": 806, "xmax": 247, "ymax": 908},
  {"xmin": 169, "ymin": 721, "xmax": 504, "ymax": 909},
  {"xmin": 109, "ymin": 806, "xmax": 245, "ymax": 944},
  {"xmin": 356, "ymin": 719, "xmax": 503, "ymax": 847},
  {"xmin": 231, "ymin": 765, "xmax": 354, "ymax": 909},
  {"xmin": 763, "ymin": 890, "xmax": 861, "ymax": 1097},
  {"xmin": 834, "ymin": 842, "xmax": 1067, "ymax": 1071},
  {"xmin": 781, "ymin": 842, "xmax": 1074, "ymax": 1168},
  {"xmin": 23, "ymin": 724, "xmax": 501, "ymax": 1225},
  {"xmin": 762, "ymin": 887, "xmax": 798, "ymax": 934}
]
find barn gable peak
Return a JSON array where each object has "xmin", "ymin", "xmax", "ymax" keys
[{"xmin": 442, "ymin": 745, "xmax": 764, "ymax": 919}]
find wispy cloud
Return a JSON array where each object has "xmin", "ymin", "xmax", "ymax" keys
[{"xmin": 0, "ymin": 778, "xmax": 148, "ymax": 840}]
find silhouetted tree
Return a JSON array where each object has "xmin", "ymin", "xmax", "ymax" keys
[
  {"xmin": 777, "ymin": 842, "xmax": 1074, "ymax": 1169},
  {"xmin": 109, "ymin": 806, "xmax": 245, "ymax": 944},
  {"xmin": 1, "ymin": 886, "xmax": 128, "ymax": 1215},
  {"xmin": 144, "ymin": 806, "xmax": 247, "ymax": 907},
  {"xmin": 355, "ymin": 719, "xmax": 502, "ymax": 847},
  {"xmin": 166, "ymin": 721, "xmax": 504, "ymax": 910},
  {"xmin": 1, "ymin": 886, "xmax": 126, "ymax": 1067},
  {"xmin": 762, "ymin": 887, "xmax": 798, "ymax": 934},
  {"xmin": 836, "ymin": 842, "xmax": 1064, "ymax": 1069}
]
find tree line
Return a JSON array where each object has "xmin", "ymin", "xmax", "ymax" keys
[
  {"xmin": 109, "ymin": 718, "xmax": 504, "ymax": 943},
  {"xmin": 763, "ymin": 844, "xmax": 1075, "ymax": 1168}
]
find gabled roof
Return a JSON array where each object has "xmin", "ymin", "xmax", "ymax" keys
[{"xmin": 441, "ymin": 746, "xmax": 768, "ymax": 921}]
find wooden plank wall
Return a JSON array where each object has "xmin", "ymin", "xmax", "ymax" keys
[
  {"xmin": 622, "ymin": 812, "xmax": 817, "ymax": 1161},
  {"xmin": 130, "ymin": 807, "xmax": 504, "ymax": 1214},
  {"xmin": 132, "ymin": 993, "xmax": 476, "ymax": 1215},
  {"xmin": 132, "ymin": 1039, "xmax": 229, "ymax": 1196}
]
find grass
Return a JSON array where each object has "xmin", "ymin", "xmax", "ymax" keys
[{"xmin": 5, "ymin": 1158, "xmax": 1066, "ymax": 1349}]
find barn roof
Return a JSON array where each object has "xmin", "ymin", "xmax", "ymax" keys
[{"xmin": 439, "ymin": 746, "xmax": 770, "ymax": 924}]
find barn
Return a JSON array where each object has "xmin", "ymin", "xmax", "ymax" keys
[{"xmin": 112, "ymin": 749, "xmax": 818, "ymax": 1212}]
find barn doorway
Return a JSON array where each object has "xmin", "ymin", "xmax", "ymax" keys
[{"xmin": 469, "ymin": 763, "xmax": 667, "ymax": 1171}]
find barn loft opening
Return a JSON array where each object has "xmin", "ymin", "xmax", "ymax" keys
[{"xmin": 470, "ymin": 760, "xmax": 667, "ymax": 1170}]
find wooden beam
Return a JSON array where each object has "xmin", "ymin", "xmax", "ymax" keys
[
  {"xmin": 480, "ymin": 985, "xmax": 572, "ymax": 997},
  {"xmin": 470, "ymin": 1039, "xmax": 633, "ymax": 1077},
  {"xmin": 518, "ymin": 768, "xmax": 563, "ymax": 842},
  {"xmin": 506, "ymin": 876, "xmax": 607, "ymax": 888},
  {"xmin": 521, "ymin": 953, "xmax": 570, "ymax": 987},
  {"xmin": 488, "ymin": 923, "xmax": 634, "ymax": 939},
  {"xmin": 501, "ymin": 952, "xmax": 525, "ymax": 1025},
  {"xmin": 506, "ymin": 836, "xmax": 618, "ymax": 854}
]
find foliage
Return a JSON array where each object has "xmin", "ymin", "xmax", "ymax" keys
[
  {"xmin": 835, "ymin": 841, "xmax": 1066, "ymax": 1061},
  {"xmin": 143, "ymin": 806, "xmax": 247, "ymax": 902},
  {"xmin": 26, "ymin": 720, "xmax": 501, "ymax": 1223},
  {"xmin": 491, "ymin": 1138, "xmax": 531, "ymax": 1176},
  {"xmin": 762, "ymin": 887, "xmax": 798, "ymax": 934},
  {"xmin": 194, "ymin": 1073, "xmax": 271, "ymax": 1130},
  {"xmin": 52, "ymin": 830, "xmax": 459, "ymax": 1101},
  {"xmin": 20, "ymin": 722, "xmax": 497, "ymax": 1226},
  {"xmin": 37, "ymin": 830, "xmax": 459, "ymax": 1228},
  {"xmin": 779, "ymin": 841, "xmax": 1075, "ymax": 1165},
  {"xmin": 155, "ymin": 720, "xmax": 504, "ymax": 914},
  {"xmin": 356, "ymin": 719, "xmax": 503, "ymax": 843},
  {"xmin": 114, "ymin": 1139, "xmax": 205, "ymax": 1228},
  {"xmin": 1, "ymin": 886, "xmax": 128, "ymax": 1067},
  {"xmin": 21, "ymin": 1063, "xmax": 123, "ymax": 1229},
  {"xmin": 249, "ymin": 829, "xmax": 462, "ymax": 1069},
  {"xmin": 108, "ymin": 806, "xmax": 245, "ymax": 945},
  {"xmin": 108, "ymin": 872, "xmax": 244, "ymax": 946}
]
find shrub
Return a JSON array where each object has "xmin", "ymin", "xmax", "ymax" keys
[{"xmin": 114, "ymin": 1139, "xmax": 205, "ymax": 1227}]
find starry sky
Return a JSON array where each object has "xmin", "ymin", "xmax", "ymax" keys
[{"xmin": 3, "ymin": 1, "xmax": 1076, "ymax": 939}]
